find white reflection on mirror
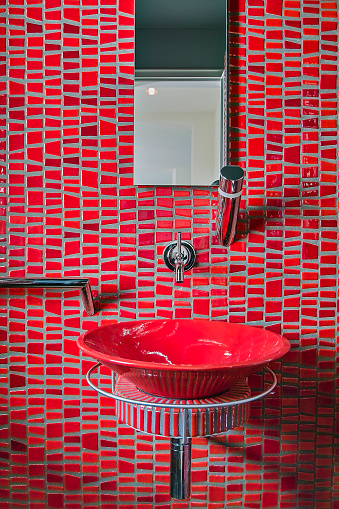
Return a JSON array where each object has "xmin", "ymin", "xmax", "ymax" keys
[{"xmin": 134, "ymin": 78, "xmax": 223, "ymax": 186}]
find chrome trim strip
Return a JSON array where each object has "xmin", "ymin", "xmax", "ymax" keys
[
  {"xmin": 86, "ymin": 363, "xmax": 277, "ymax": 410},
  {"xmin": 218, "ymin": 188, "xmax": 243, "ymax": 199}
]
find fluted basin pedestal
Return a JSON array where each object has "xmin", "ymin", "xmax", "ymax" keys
[
  {"xmin": 85, "ymin": 363, "xmax": 279, "ymax": 500},
  {"xmin": 115, "ymin": 376, "xmax": 251, "ymax": 500},
  {"xmin": 111, "ymin": 373, "xmax": 254, "ymax": 500}
]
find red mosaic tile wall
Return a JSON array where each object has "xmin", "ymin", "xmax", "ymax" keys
[{"xmin": 2, "ymin": 0, "xmax": 339, "ymax": 507}]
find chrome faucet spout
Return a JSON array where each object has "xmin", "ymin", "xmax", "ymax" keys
[{"xmin": 175, "ymin": 263, "xmax": 185, "ymax": 283}]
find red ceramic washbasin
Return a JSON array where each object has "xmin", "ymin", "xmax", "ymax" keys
[{"xmin": 78, "ymin": 319, "xmax": 290, "ymax": 399}]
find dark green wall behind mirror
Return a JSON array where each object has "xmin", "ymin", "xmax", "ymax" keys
[{"xmin": 135, "ymin": 0, "xmax": 226, "ymax": 72}]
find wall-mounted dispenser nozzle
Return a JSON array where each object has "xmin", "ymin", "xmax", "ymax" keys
[{"xmin": 215, "ymin": 166, "xmax": 244, "ymax": 247}]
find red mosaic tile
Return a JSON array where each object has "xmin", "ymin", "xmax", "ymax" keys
[{"xmin": 2, "ymin": 0, "xmax": 339, "ymax": 506}]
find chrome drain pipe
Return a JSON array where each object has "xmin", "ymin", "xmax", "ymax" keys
[{"xmin": 170, "ymin": 437, "xmax": 192, "ymax": 500}]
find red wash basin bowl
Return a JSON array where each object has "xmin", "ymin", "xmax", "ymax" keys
[{"xmin": 77, "ymin": 319, "xmax": 290, "ymax": 399}]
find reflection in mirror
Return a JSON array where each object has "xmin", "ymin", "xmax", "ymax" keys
[
  {"xmin": 134, "ymin": 78, "xmax": 223, "ymax": 186},
  {"xmin": 134, "ymin": 0, "xmax": 227, "ymax": 186}
]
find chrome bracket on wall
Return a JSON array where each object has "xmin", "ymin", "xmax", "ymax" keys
[{"xmin": 0, "ymin": 278, "xmax": 95, "ymax": 316}]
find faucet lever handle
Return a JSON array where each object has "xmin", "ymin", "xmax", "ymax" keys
[{"xmin": 177, "ymin": 232, "xmax": 182, "ymax": 256}]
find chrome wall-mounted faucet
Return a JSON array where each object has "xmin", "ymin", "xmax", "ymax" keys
[
  {"xmin": 163, "ymin": 232, "xmax": 196, "ymax": 283},
  {"xmin": 215, "ymin": 166, "xmax": 244, "ymax": 247}
]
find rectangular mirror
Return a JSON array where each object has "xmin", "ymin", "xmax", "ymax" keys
[{"xmin": 134, "ymin": 0, "xmax": 227, "ymax": 186}]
